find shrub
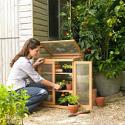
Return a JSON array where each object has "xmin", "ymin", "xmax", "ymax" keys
[{"xmin": 0, "ymin": 84, "xmax": 29, "ymax": 125}]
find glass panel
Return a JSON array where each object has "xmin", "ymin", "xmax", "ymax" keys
[
  {"xmin": 76, "ymin": 64, "xmax": 89, "ymax": 104},
  {"xmin": 40, "ymin": 40, "xmax": 80, "ymax": 55},
  {"xmin": 38, "ymin": 64, "xmax": 52, "ymax": 81},
  {"xmin": 41, "ymin": 74, "xmax": 52, "ymax": 81},
  {"xmin": 40, "ymin": 47, "xmax": 51, "ymax": 58},
  {"xmin": 77, "ymin": 64, "xmax": 89, "ymax": 75}
]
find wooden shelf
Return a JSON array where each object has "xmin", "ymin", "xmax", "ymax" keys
[
  {"xmin": 41, "ymin": 103, "xmax": 68, "ymax": 109},
  {"xmin": 41, "ymin": 72, "xmax": 52, "ymax": 74},
  {"xmin": 55, "ymin": 90, "xmax": 73, "ymax": 93},
  {"xmin": 55, "ymin": 72, "xmax": 72, "ymax": 75}
]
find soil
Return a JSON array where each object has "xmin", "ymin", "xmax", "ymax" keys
[{"xmin": 24, "ymin": 92, "xmax": 125, "ymax": 125}]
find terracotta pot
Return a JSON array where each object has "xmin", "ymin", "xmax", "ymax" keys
[
  {"xmin": 68, "ymin": 104, "xmax": 79, "ymax": 113},
  {"xmin": 55, "ymin": 64, "xmax": 61, "ymax": 69},
  {"xmin": 92, "ymin": 89, "xmax": 97, "ymax": 106},
  {"xmin": 66, "ymin": 83, "xmax": 72, "ymax": 90},
  {"xmin": 95, "ymin": 97, "xmax": 105, "ymax": 107},
  {"xmin": 55, "ymin": 64, "xmax": 63, "ymax": 72}
]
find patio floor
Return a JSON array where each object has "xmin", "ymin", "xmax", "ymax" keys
[{"xmin": 24, "ymin": 92, "xmax": 125, "ymax": 125}]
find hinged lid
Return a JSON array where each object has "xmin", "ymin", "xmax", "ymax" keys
[{"xmin": 40, "ymin": 39, "xmax": 83, "ymax": 58}]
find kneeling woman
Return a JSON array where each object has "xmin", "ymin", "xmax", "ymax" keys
[{"xmin": 6, "ymin": 38, "xmax": 60, "ymax": 112}]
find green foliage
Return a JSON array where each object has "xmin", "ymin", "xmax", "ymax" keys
[
  {"xmin": 60, "ymin": 0, "xmax": 73, "ymax": 39},
  {"xmin": 58, "ymin": 95, "xmax": 67, "ymax": 104},
  {"xmin": 62, "ymin": 64, "xmax": 72, "ymax": 69},
  {"xmin": 58, "ymin": 94, "xmax": 79, "ymax": 105},
  {"xmin": 0, "ymin": 84, "xmax": 29, "ymax": 125},
  {"xmin": 71, "ymin": 0, "xmax": 125, "ymax": 78},
  {"xmin": 66, "ymin": 94, "xmax": 79, "ymax": 105},
  {"xmin": 97, "ymin": 51, "xmax": 125, "ymax": 78},
  {"xmin": 57, "ymin": 80, "xmax": 66, "ymax": 88}
]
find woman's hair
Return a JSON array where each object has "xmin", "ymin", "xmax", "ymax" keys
[{"xmin": 10, "ymin": 38, "xmax": 40, "ymax": 67}]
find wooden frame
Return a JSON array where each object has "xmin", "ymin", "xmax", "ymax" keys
[{"xmin": 38, "ymin": 58, "xmax": 92, "ymax": 110}]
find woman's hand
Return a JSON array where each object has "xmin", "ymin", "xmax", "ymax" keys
[
  {"xmin": 41, "ymin": 80, "xmax": 61, "ymax": 90},
  {"xmin": 53, "ymin": 84, "xmax": 61, "ymax": 90},
  {"xmin": 33, "ymin": 58, "xmax": 44, "ymax": 68}
]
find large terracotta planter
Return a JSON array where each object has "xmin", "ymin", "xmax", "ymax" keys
[
  {"xmin": 94, "ymin": 73, "xmax": 122, "ymax": 96},
  {"xmin": 121, "ymin": 71, "xmax": 125, "ymax": 95}
]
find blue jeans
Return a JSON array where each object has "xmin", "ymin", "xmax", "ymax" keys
[{"xmin": 19, "ymin": 82, "xmax": 48, "ymax": 113}]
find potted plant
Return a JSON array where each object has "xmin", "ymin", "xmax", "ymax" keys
[
  {"xmin": 71, "ymin": 0, "xmax": 125, "ymax": 96},
  {"xmin": 55, "ymin": 63, "xmax": 61, "ymax": 69},
  {"xmin": 55, "ymin": 63, "xmax": 63, "ymax": 73},
  {"xmin": 58, "ymin": 94, "xmax": 79, "ymax": 113},
  {"xmin": 66, "ymin": 94, "xmax": 79, "ymax": 113},
  {"xmin": 56, "ymin": 80, "xmax": 66, "ymax": 90},
  {"xmin": 57, "ymin": 93, "xmax": 69, "ymax": 106},
  {"xmin": 95, "ymin": 97, "xmax": 105, "ymax": 107},
  {"xmin": 62, "ymin": 64, "xmax": 72, "ymax": 73},
  {"xmin": 0, "ymin": 84, "xmax": 29, "ymax": 125}
]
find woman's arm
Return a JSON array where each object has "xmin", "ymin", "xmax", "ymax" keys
[
  {"xmin": 20, "ymin": 58, "xmax": 61, "ymax": 90},
  {"xmin": 40, "ymin": 79, "xmax": 61, "ymax": 90}
]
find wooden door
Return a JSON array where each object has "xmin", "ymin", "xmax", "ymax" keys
[
  {"xmin": 37, "ymin": 61, "xmax": 55, "ymax": 104},
  {"xmin": 73, "ymin": 61, "xmax": 92, "ymax": 110}
]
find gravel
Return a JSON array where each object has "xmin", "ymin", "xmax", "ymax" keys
[{"xmin": 24, "ymin": 92, "xmax": 125, "ymax": 125}]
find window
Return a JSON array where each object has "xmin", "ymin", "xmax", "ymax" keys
[
  {"xmin": 48, "ymin": 0, "xmax": 59, "ymax": 40},
  {"xmin": 48, "ymin": 0, "xmax": 71, "ymax": 40}
]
